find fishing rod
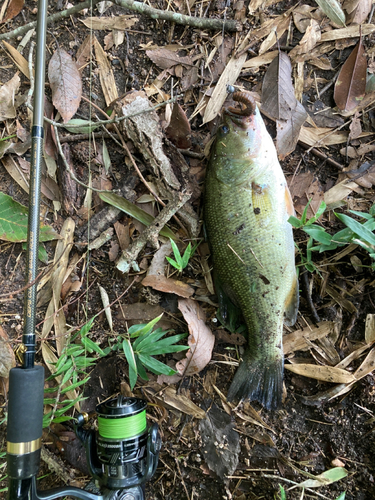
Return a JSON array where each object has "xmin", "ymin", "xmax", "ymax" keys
[{"xmin": 6, "ymin": 1, "xmax": 161, "ymax": 498}]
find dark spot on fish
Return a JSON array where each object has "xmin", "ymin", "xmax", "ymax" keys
[
  {"xmin": 262, "ymin": 291, "xmax": 270, "ymax": 297},
  {"xmin": 259, "ymin": 274, "xmax": 270, "ymax": 285},
  {"xmin": 221, "ymin": 125, "xmax": 229, "ymax": 134},
  {"xmin": 252, "ymin": 182, "xmax": 263, "ymax": 194},
  {"xmin": 276, "ymin": 286, "xmax": 279, "ymax": 290},
  {"xmin": 254, "ymin": 207, "xmax": 261, "ymax": 215},
  {"xmin": 233, "ymin": 223, "xmax": 245, "ymax": 235}
]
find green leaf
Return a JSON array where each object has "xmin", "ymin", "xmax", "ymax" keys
[
  {"xmin": 63, "ymin": 118, "xmax": 101, "ymax": 134},
  {"xmin": 288, "ymin": 215, "xmax": 302, "ymax": 228},
  {"xmin": 0, "ymin": 192, "xmax": 59, "ymax": 243},
  {"xmin": 135, "ymin": 355, "xmax": 149, "ymax": 381},
  {"xmin": 315, "ymin": 0, "xmax": 346, "ymax": 27},
  {"xmin": 38, "ymin": 244, "xmax": 48, "ymax": 263},
  {"xmin": 99, "ymin": 192, "xmax": 177, "ymax": 240},
  {"xmin": 278, "ymin": 485, "xmax": 287, "ymax": 500},
  {"xmin": 335, "ymin": 212, "xmax": 375, "ymax": 247},
  {"xmin": 137, "ymin": 353, "xmax": 176, "ymax": 376},
  {"xmin": 79, "ymin": 317, "xmax": 95, "ymax": 337},
  {"xmin": 80, "ymin": 336, "xmax": 106, "ymax": 356},
  {"xmin": 122, "ymin": 339, "xmax": 138, "ymax": 389},
  {"xmin": 61, "ymin": 365, "xmax": 75, "ymax": 386},
  {"xmin": 129, "ymin": 314, "xmax": 163, "ymax": 339},
  {"xmin": 301, "ymin": 199, "xmax": 312, "ymax": 225},
  {"xmin": 181, "ymin": 243, "xmax": 192, "ymax": 269},
  {"xmin": 349, "ymin": 210, "xmax": 373, "ymax": 220},
  {"xmin": 303, "ymin": 226, "xmax": 333, "ymax": 245},
  {"xmin": 335, "ymin": 493, "xmax": 346, "ymax": 500},
  {"xmin": 294, "ymin": 467, "xmax": 348, "ymax": 489},
  {"xmin": 138, "ymin": 333, "xmax": 188, "ymax": 355},
  {"xmin": 60, "ymin": 378, "xmax": 89, "ymax": 394},
  {"xmin": 170, "ymin": 238, "xmax": 183, "ymax": 267},
  {"xmin": 166, "ymin": 256, "xmax": 182, "ymax": 271}
]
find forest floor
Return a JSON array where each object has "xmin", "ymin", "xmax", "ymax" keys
[{"xmin": 0, "ymin": 0, "xmax": 375, "ymax": 499}]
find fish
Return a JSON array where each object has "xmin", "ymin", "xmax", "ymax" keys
[{"xmin": 204, "ymin": 91, "xmax": 299, "ymax": 410}]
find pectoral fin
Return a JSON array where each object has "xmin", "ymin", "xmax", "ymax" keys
[
  {"xmin": 284, "ymin": 273, "xmax": 299, "ymax": 326},
  {"xmin": 214, "ymin": 273, "xmax": 241, "ymax": 333}
]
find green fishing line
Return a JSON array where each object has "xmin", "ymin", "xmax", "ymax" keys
[{"xmin": 98, "ymin": 410, "xmax": 146, "ymax": 439}]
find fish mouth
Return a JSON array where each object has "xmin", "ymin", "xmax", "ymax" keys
[{"xmin": 224, "ymin": 91, "xmax": 257, "ymax": 128}]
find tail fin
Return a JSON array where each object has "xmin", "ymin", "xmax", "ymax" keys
[{"xmin": 227, "ymin": 351, "xmax": 283, "ymax": 410}]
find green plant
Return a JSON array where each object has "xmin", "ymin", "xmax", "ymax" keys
[
  {"xmin": 166, "ymin": 238, "xmax": 200, "ymax": 272},
  {"xmin": 289, "ymin": 200, "xmax": 375, "ymax": 271},
  {"xmin": 109, "ymin": 314, "xmax": 189, "ymax": 389}
]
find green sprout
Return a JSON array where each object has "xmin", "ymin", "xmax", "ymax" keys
[{"xmin": 166, "ymin": 238, "xmax": 200, "ymax": 272}]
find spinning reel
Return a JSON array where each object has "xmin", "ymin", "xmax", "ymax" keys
[{"xmin": 7, "ymin": 386, "xmax": 160, "ymax": 500}]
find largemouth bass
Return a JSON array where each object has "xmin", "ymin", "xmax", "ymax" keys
[{"xmin": 204, "ymin": 91, "xmax": 299, "ymax": 409}]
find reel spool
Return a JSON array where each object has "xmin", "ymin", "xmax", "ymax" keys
[{"xmin": 78, "ymin": 396, "xmax": 161, "ymax": 497}]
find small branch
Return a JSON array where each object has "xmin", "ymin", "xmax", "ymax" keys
[
  {"xmin": 117, "ymin": 191, "xmax": 191, "ymax": 273},
  {"xmin": 0, "ymin": 0, "xmax": 102, "ymax": 41},
  {"xmin": 60, "ymin": 131, "xmax": 119, "ymax": 143},
  {"xmin": 115, "ymin": 0, "xmax": 241, "ymax": 32}
]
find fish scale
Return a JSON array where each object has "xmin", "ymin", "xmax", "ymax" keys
[{"xmin": 204, "ymin": 91, "xmax": 299, "ymax": 409}]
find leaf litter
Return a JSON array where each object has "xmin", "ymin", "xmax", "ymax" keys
[{"xmin": 2, "ymin": 0, "xmax": 375, "ymax": 497}]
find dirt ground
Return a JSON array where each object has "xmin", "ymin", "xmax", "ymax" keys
[{"xmin": 1, "ymin": 0, "xmax": 375, "ymax": 499}]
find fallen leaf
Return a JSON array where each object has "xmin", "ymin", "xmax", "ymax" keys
[
  {"xmin": 343, "ymin": 0, "xmax": 372, "ymax": 25},
  {"xmin": 165, "ymin": 103, "xmax": 191, "ymax": 149},
  {"xmin": 176, "ymin": 298, "xmax": 215, "ymax": 376},
  {"xmin": 291, "ymin": 467, "xmax": 348, "ymax": 489},
  {"xmin": 76, "ymin": 35, "xmax": 93, "ymax": 72},
  {"xmin": 117, "ymin": 303, "xmax": 164, "ymax": 321},
  {"xmin": 93, "ymin": 36, "xmax": 118, "ymax": 106},
  {"xmin": 324, "ymin": 179, "xmax": 359, "ymax": 205},
  {"xmin": 199, "ymin": 406, "xmax": 240, "ymax": 478},
  {"xmin": 334, "ymin": 39, "xmax": 367, "ymax": 112},
  {"xmin": 262, "ymin": 52, "xmax": 301, "ymax": 121},
  {"xmin": 142, "ymin": 274, "xmax": 194, "ymax": 298},
  {"xmin": 320, "ymin": 24, "xmax": 375, "ymax": 42},
  {"xmin": 1, "ymin": 0, "xmax": 24, "ymax": 23},
  {"xmin": 315, "ymin": 0, "xmax": 346, "ymax": 26},
  {"xmin": 146, "ymin": 48, "xmax": 193, "ymax": 71},
  {"xmin": 48, "ymin": 48, "xmax": 82, "ymax": 123},
  {"xmin": 0, "ymin": 192, "xmax": 59, "ymax": 243},
  {"xmin": 0, "ymin": 324, "xmax": 15, "ymax": 378},
  {"xmin": 285, "ymin": 363, "xmax": 355, "ymax": 383},
  {"xmin": 161, "ymin": 386, "xmax": 205, "ymax": 419},
  {"xmin": 365, "ymin": 314, "xmax": 375, "ymax": 344},
  {"xmin": 203, "ymin": 39, "xmax": 248, "ymax": 124},
  {"xmin": 293, "ymin": 4, "xmax": 315, "ymax": 33},
  {"xmin": 276, "ymin": 102, "xmax": 307, "ymax": 158},
  {"xmin": 81, "ymin": 15, "xmax": 138, "ymax": 30},
  {"xmin": 258, "ymin": 14, "xmax": 290, "ymax": 55},
  {"xmin": 0, "ymin": 73, "xmax": 20, "ymax": 121},
  {"xmin": 242, "ymin": 50, "xmax": 278, "ymax": 71},
  {"xmin": 289, "ymin": 19, "xmax": 321, "ymax": 58},
  {"xmin": 2, "ymin": 41, "xmax": 30, "ymax": 78},
  {"xmin": 98, "ymin": 284, "xmax": 113, "ymax": 332},
  {"xmin": 1, "ymin": 154, "xmax": 29, "ymax": 193},
  {"xmin": 283, "ymin": 322, "xmax": 334, "ymax": 355},
  {"xmin": 114, "ymin": 221, "xmax": 130, "ymax": 251}
]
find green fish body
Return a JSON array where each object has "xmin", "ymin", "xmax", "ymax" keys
[{"xmin": 204, "ymin": 92, "xmax": 299, "ymax": 409}]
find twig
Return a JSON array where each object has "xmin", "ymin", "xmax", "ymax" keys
[
  {"xmin": 41, "ymin": 446, "xmax": 75, "ymax": 484},
  {"xmin": 59, "ymin": 131, "xmax": 119, "ymax": 143},
  {"xmin": 117, "ymin": 191, "xmax": 191, "ymax": 273},
  {"xmin": 0, "ymin": 0, "xmax": 240, "ymax": 42},
  {"xmin": 115, "ymin": 0, "xmax": 241, "ymax": 31},
  {"xmin": 0, "ymin": 0, "xmax": 102, "ymax": 41},
  {"xmin": 262, "ymin": 475, "xmax": 332, "ymax": 500},
  {"xmin": 300, "ymin": 269, "xmax": 320, "ymax": 324},
  {"xmin": 299, "ymin": 142, "xmax": 344, "ymax": 171}
]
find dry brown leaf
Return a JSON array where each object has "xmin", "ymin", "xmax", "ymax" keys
[
  {"xmin": 289, "ymin": 19, "xmax": 321, "ymax": 58},
  {"xmin": 146, "ymin": 48, "xmax": 193, "ymax": 71},
  {"xmin": 202, "ymin": 40, "xmax": 248, "ymax": 124},
  {"xmin": 242, "ymin": 50, "xmax": 278, "ymax": 70},
  {"xmin": 1, "ymin": 0, "xmax": 24, "ymax": 23},
  {"xmin": 142, "ymin": 274, "xmax": 194, "ymax": 298},
  {"xmin": 114, "ymin": 221, "xmax": 130, "ymax": 251},
  {"xmin": 81, "ymin": 15, "xmax": 138, "ymax": 30},
  {"xmin": 324, "ymin": 284, "xmax": 357, "ymax": 314},
  {"xmin": 165, "ymin": 103, "xmax": 191, "ymax": 149},
  {"xmin": 324, "ymin": 179, "xmax": 359, "ymax": 205},
  {"xmin": 117, "ymin": 303, "xmax": 164, "ymax": 322},
  {"xmin": 343, "ymin": 0, "xmax": 372, "ymax": 25},
  {"xmin": 258, "ymin": 14, "xmax": 290, "ymax": 55},
  {"xmin": 1, "ymin": 154, "xmax": 29, "ymax": 193},
  {"xmin": 299, "ymin": 125, "xmax": 373, "ymax": 147},
  {"xmin": 41, "ymin": 218, "xmax": 75, "ymax": 355},
  {"xmin": 76, "ymin": 35, "xmax": 93, "ymax": 73},
  {"xmin": 285, "ymin": 363, "xmax": 355, "ymax": 383},
  {"xmin": 93, "ymin": 36, "xmax": 118, "ymax": 106},
  {"xmin": 176, "ymin": 298, "xmax": 215, "ymax": 376},
  {"xmin": 283, "ymin": 322, "xmax": 334, "ymax": 355},
  {"xmin": 0, "ymin": 324, "xmax": 15, "ymax": 378},
  {"xmin": 365, "ymin": 314, "xmax": 375, "ymax": 344},
  {"xmin": 334, "ymin": 39, "xmax": 367, "ymax": 112},
  {"xmin": 293, "ymin": 4, "xmax": 315, "ymax": 33},
  {"xmin": 0, "ymin": 73, "xmax": 20, "ymax": 121},
  {"xmin": 161, "ymin": 386, "xmax": 206, "ymax": 418},
  {"xmin": 320, "ymin": 24, "xmax": 375, "ymax": 42},
  {"xmin": 2, "ymin": 41, "xmax": 31, "ymax": 78},
  {"xmin": 48, "ymin": 49, "xmax": 82, "ymax": 123}
]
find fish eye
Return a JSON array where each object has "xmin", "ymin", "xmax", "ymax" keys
[{"xmin": 221, "ymin": 125, "xmax": 229, "ymax": 134}]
